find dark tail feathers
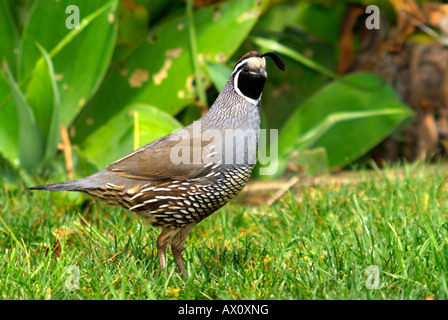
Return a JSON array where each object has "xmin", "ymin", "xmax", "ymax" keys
[
  {"xmin": 29, "ymin": 169, "xmax": 121, "ymax": 192},
  {"xmin": 28, "ymin": 180, "xmax": 84, "ymax": 192}
]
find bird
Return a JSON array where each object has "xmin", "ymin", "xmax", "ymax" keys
[{"xmin": 29, "ymin": 51, "xmax": 286, "ymax": 279}]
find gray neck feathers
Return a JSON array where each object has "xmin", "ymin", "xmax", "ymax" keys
[{"xmin": 200, "ymin": 78, "xmax": 260, "ymax": 132}]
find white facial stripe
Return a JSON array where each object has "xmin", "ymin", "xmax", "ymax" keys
[
  {"xmin": 232, "ymin": 56, "xmax": 266, "ymax": 75},
  {"xmin": 233, "ymin": 70, "xmax": 260, "ymax": 105}
]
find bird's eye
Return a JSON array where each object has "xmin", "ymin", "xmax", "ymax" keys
[{"xmin": 243, "ymin": 67, "xmax": 249, "ymax": 73}]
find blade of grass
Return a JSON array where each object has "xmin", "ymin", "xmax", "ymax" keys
[
  {"xmin": 387, "ymin": 222, "xmax": 407, "ymax": 278},
  {"xmin": 414, "ymin": 193, "xmax": 444, "ymax": 269},
  {"xmin": 0, "ymin": 215, "xmax": 24, "ymax": 250}
]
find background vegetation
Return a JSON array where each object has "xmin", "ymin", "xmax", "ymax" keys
[
  {"xmin": 0, "ymin": 0, "xmax": 417, "ymax": 184},
  {"xmin": 1, "ymin": 0, "xmax": 448, "ymax": 300}
]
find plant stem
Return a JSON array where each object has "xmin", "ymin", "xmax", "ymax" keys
[{"xmin": 187, "ymin": 0, "xmax": 208, "ymax": 108}]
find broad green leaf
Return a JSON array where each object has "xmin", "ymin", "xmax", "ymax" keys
[
  {"xmin": 117, "ymin": 0, "xmax": 149, "ymax": 45},
  {"xmin": 292, "ymin": 147, "xmax": 329, "ymax": 176},
  {"xmin": 133, "ymin": 0, "xmax": 174, "ymax": 20},
  {"xmin": 80, "ymin": 104, "xmax": 182, "ymax": 169},
  {"xmin": 0, "ymin": 153, "xmax": 21, "ymax": 185},
  {"xmin": 19, "ymin": 0, "xmax": 118, "ymax": 126},
  {"xmin": 25, "ymin": 45, "xmax": 60, "ymax": 167},
  {"xmin": 254, "ymin": 0, "xmax": 305, "ymax": 32},
  {"xmin": 252, "ymin": 3, "xmax": 340, "ymax": 131},
  {"xmin": 206, "ymin": 62, "xmax": 232, "ymax": 92},
  {"xmin": 112, "ymin": 0, "xmax": 173, "ymax": 62},
  {"xmin": 0, "ymin": 70, "xmax": 19, "ymax": 167},
  {"xmin": 294, "ymin": 2, "xmax": 346, "ymax": 46},
  {"xmin": 73, "ymin": 0, "xmax": 268, "ymax": 144},
  {"xmin": 275, "ymin": 73, "xmax": 413, "ymax": 176},
  {"xmin": 5, "ymin": 63, "xmax": 44, "ymax": 172},
  {"xmin": 252, "ymin": 36, "xmax": 339, "ymax": 80},
  {"xmin": 252, "ymin": 36, "xmax": 335, "ymax": 131},
  {"xmin": 0, "ymin": 0, "xmax": 19, "ymax": 74}
]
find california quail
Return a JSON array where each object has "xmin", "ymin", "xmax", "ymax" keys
[{"xmin": 29, "ymin": 51, "xmax": 285, "ymax": 279}]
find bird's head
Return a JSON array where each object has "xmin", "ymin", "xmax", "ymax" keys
[{"xmin": 232, "ymin": 51, "xmax": 285, "ymax": 104}]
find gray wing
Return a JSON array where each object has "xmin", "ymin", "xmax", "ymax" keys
[{"xmin": 106, "ymin": 129, "xmax": 216, "ymax": 181}]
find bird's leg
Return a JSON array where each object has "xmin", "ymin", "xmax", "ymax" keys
[
  {"xmin": 171, "ymin": 223, "xmax": 196, "ymax": 280},
  {"xmin": 156, "ymin": 228, "xmax": 179, "ymax": 271}
]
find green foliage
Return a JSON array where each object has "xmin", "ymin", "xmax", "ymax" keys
[
  {"xmin": 0, "ymin": 0, "xmax": 119, "ymax": 176},
  {"xmin": 0, "ymin": 0, "xmax": 268, "ymax": 182},
  {"xmin": 5, "ymin": 62, "xmax": 44, "ymax": 172},
  {"xmin": 270, "ymin": 73, "xmax": 413, "ymax": 177},
  {"xmin": 81, "ymin": 104, "xmax": 182, "ymax": 169},
  {"xmin": 72, "ymin": 0, "xmax": 267, "ymax": 143},
  {"xmin": 0, "ymin": 0, "xmax": 413, "ymax": 183}
]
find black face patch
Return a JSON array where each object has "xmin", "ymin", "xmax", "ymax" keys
[{"xmin": 236, "ymin": 71, "xmax": 266, "ymax": 100}]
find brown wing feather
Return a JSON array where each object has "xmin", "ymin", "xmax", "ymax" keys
[{"xmin": 106, "ymin": 129, "xmax": 214, "ymax": 181}]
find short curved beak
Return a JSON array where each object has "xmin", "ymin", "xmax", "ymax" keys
[{"xmin": 260, "ymin": 68, "xmax": 268, "ymax": 79}]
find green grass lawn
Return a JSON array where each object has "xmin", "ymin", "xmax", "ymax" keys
[{"xmin": 1, "ymin": 162, "xmax": 448, "ymax": 300}]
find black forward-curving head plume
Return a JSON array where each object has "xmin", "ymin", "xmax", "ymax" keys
[
  {"xmin": 262, "ymin": 52, "xmax": 286, "ymax": 71},
  {"xmin": 232, "ymin": 51, "xmax": 285, "ymax": 103}
]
